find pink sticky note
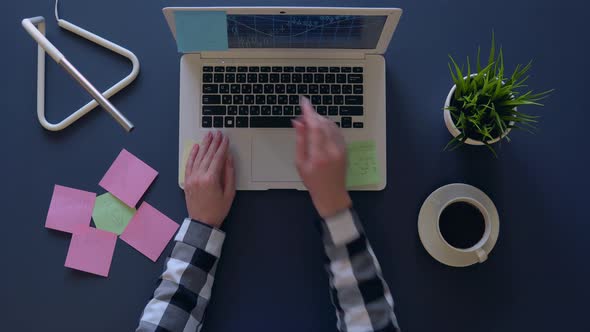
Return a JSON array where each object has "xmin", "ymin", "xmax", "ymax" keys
[
  {"xmin": 99, "ymin": 149, "xmax": 158, "ymax": 207},
  {"xmin": 45, "ymin": 185, "xmax": 96, "ymax": 233},
  {"xmin": 64, "ymin": 226, "xmax": 118, "ymax": 277},
  {"xmin": 120, "ymin": 202, "xmax": 179, "ymax": 262}
]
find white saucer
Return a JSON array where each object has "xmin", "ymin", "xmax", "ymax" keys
[{"xmin": 418, "ymin": 183, "xmax": 500, "ymax": 267}]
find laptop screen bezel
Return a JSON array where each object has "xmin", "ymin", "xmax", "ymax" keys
[{"xmin": 163, "ymin": 7, "xmax": 402, "ymax": 54}]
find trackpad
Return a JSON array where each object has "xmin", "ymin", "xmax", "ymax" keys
[{"xmin": 251, "ymin": 132, "xmax": 300, "ymax": 182}]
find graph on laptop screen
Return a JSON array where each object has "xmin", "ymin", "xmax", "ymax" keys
[{"xmin": 226, "ymin": 15, "xmax": 387, "ymax": 49}]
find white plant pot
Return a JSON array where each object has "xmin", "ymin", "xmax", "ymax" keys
[{"xmin": 443, "ymin": 76, "xmax": 513, "ymax": 146}]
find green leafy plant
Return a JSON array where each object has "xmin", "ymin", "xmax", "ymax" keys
[{"xmin": 445, "ymin": 34, "xmax": 553, "ymax": 156}]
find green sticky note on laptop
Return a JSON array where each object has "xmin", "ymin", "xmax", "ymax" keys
[
  {"xmin": 346, "ymin": 140, "xmax": 381, "ymax": 188},
  {"xmin": 174, "ymin": 11, "xmax": 229, "ymax": 52}
]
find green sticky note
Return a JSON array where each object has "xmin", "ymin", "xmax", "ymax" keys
[
  {"xmin": 346, "ymin": 141, "xmax": 381, "ymax": 188},
  {"xmin": 174, "ymin": 11, "xmax": 229, "ymax": 52},
  {"xmin": 92, "ymin": 193, "xmax": 136, "ymax": 235}
]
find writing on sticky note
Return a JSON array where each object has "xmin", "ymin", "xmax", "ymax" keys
[
  {"xmin": 174, "ymin": 11, "xmax": 228, "ymax": 52},
  {"xmin": 64, "ymin": 226, "xmax": 117, "ymax": 277},
  {"xmin": 92, "ymin": 193, "xmax": 136, "ymax": 235},
  {"xmin": 346, "ymin": 141, "xmax": 381, "ymax": 188},
  {"xmin": 179, "ymin": 140, "xmax": 199, "ymax": 186},
  {"xmin": 45, "ymin": 185, "xmax": 96, "ymax": 233}
]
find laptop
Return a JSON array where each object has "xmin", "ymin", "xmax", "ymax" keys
[{"xmin": 162, "ymin": 7, "xmax": 403, "ymax": 190}]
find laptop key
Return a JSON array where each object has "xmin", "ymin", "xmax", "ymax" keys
[
  {"xmin": 306, "ymin": 66, "xmax": 317, "ymax": 72},
  {"xmin": 214, "ymin": 74, "xmax": 224, "ymax": 83},
  {"xmin": 259, "ymin": 74, "xmax": 269, "ymax": 83},
  {"xmin": 297, "ymin": 84, "xmax": 308, "ymax": 94},
  {"xmin": 272, "ymin": 106, "xmax": 283, "ymax": 115},
  {"xmin": 256, "ymin": 95, "xmax": 266, "ymax": 105},
  {"xmin": 289, "ymin": 95, "xmax": 299, "ymax": 104},
  {"xmin": 236, "ymin": 116, "xmax": 249, "ymax": 128},
  {"xmin": 322, "ymin": 95, "xmax": 333, "ymax": 105},
  {"xmin": 231, "ymin": 84, "xmax": 241, "ymax": 94},
  {"xmin": 222, "ymin": 95, "xmax": 232, "ymax": 104},
  {"xmin": 213, "ymin": 116, "xmax": 224, "ymax": 128},
  {"xmin": 328, "ymin": 106, "xmax": 339, "ymax": 116},
  {"xmin": 214, "ymin": 66, "xmax": 225, "ymax": 72},
  {"xmin": 219, "ymin": 84, "xmax": 230, "ymax": 94},
  {"xmin": 227, "ymin": 106, "xmax": 238, "ymax": 115},
  {"xmin": 242, "ymin": 84, "xmax": 252, "ymax": 93},
  {"xmin": 339, "ymin": 106, "xmax": 364, "ymax": 116},
  {"xmin": 202, "ymin": 95, "xmax": 221, "ymax": 104},
  {"xmin": 309, "ymin": 84, "xmax": 319, "ymax": 94},
  {"xmin": 330, "ymin": 67, "xmax": 340, "ymax": 73},
  {"xmin": 278, "ymin": 95, "xmax": 288, "ymax": 105},
  {"xmin": 202, "ymin": 105, "xmax": 226, "ymax": 115},
  {"xmin": 261, "ymin": 106, "xmax": 271, "ymax": 115},
  {"xmin": 295, "ymin": 106, "xmax": 302, "ymax": 115},
  {"xmin": 225, "ymin": 116, "xmax": 235, "ymax": 128},
  {"xmin": 314, "ymin": 74, "xmax": 325, "ymax": 83},
  {"xmin": 295, "ymin": 66, "xmax": 306, "ymax": 72},
  {"xmin": 250, "ymin": 116, "xmax": 296, "ymax": 128},
  {"xmin": 318, "ymin": 67, "xmax": 329, "ymax": 72},
  {"xmin": 264, "ymin": 84, "xmax": 274, "ymax": 94},
  {"xmin": 292, "ymin": 74, "xmax": 302, "ymax": 83},
  {"xmin": 311, "ymin": 95, "xmax": 322, "ymax": 105},
  {"xmin": 283, "ymin": 66, "xmax": 294, "ymax": 72},
  {"xmin": 334, "ymin": 95, "xmax": 344, "ymax": 105},
  {"xmin": 244, "ymin": 95, "xmax": 255, "ymax": 105},
  {"xmin": 249, "ymin": 66, "xmax": 260, "ymax": 72},
  {"xmin": 348, "ymin": 74, "xmax": 363, "ymax": 83},
  {"xmin": 236, "ymin": 74, "xmax": 246, "ymax": 83},
  {"xmin": 272, "ymin": 66, "xmax": 282, "ymax": 72},
  {"xmin": 317, "ymin": 106, "xmax": 327, "ymax": 115},
  {"xmin": 341, "ymin": 117, "xmax": 352, "ymax": 128},
  {"xmin": 287, "ymin": 84, "xmax": 297, "ymax": 94},
  {"xmin": 233, "ymin": 95, "xmax": 244, "ymax": 104},
  {"xmin": 303, "ymin": 74, "xmax": 313, "ymax": 83},
  {"xmin": 253, "ymin": 84, "xmax": 263, "ymax": 94},
  {"xmin": 275, "ymin": 84, "xmax": 286, "ymax": 93},
  {"xmin": 284, "ymin": 106, "xmax": 294, "ymax": 115},
  {"xmin": 336, "ymin": 74, "xmax": 347, "ymax": 83},
  {"xmin": 320, "ymin": 84, "xmax": 330, "ymax": 94},
  {"xmin": 270, "ymin": 74, "xmax": 280, "ymax": 83},
  {"xmin": 250, "ymin": 106, "xmax": 260, "ymax": 115},
  {"xmin": 239, "ymin": 106, "xmax": 249, "ymax": 115},
  {"xmin": 238, "ymin": 66, "xmax": 248, "ymax": 72},
  {"xmin": 260, "ymin": 66, "xmax": 271, "ymax": 72},
  {"xmin": 353, "ymin": 122, "xmax": 364, "ymax": 128},
  {"xmin": 341, "ymin": 67, "xmax": 352, "ymax": 73},
  {"xmin": 331, "ymin": 85, "xmax": 341, "ymax": 94},
  {"xmin": 345, "ymin": 96, "xmax": 363, "ymax": 105},
  {"xmin": 203, "ymin": 73, "xmax": 213, "ymax": 83},
  {"xmin": 203, "ymin": 84, "xmax": 218, "ymax": 93},
  {"xmin": 226, "ymin": 66, "xmax": 236, "ymax": 72},
  {"xmin": 203, "ymin": 66, "xmax": 213, "ymax": 72},
  {"xmin": 225, "ymin": 73, "xmax": 235, "ymax": 83},
  {"xmin": 353, "ymin": 67, "xmax": 363, "ymax": 73},
  {"xmin": 267, "ymin": 95, "xmax": 277, "ymax": 104},
  {"xmin": 326, "ymin": 74, "xmax": 335, "ymax": 83},
  {"xmin": 342, "ymin": 85, "xmax": 353, "ymax": 94},
  {"xmin": 353, "ymin": 85, "xmax": 364, "ymax": 94},
  {"xmin": 247, "ymin": 74, "xmax": 258, "ymax": 83},
  {"xmin": 202, "ymin": 116, "xmax": 212, "ymax": 128},
  {"xmin": 281, "ymin": 74, "xmax": 291, "ymax": 83}
]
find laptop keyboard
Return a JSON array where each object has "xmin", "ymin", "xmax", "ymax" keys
[{"xmin": 201, "ymin": 65, "xmax": 365, "ymax": 128}]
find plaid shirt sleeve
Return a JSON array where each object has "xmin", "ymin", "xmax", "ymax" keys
[
  {"xmin": 136, "ymin": 218, "xmax": 225, "ymax": 332},
  {"xmin": 319, "ymin": 208, "xmax": 401, "ymax": 332}
]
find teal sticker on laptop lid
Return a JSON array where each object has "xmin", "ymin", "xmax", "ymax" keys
[{"xmin": 174, "ymin": 11, "xmax": 229, "ymax": 52}]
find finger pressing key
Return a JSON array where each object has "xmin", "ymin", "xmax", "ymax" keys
[{"xmin": 193, "ymin": 132, "xmax": 213, "ymax": 173}]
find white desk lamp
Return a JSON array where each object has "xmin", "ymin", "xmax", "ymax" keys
[{"xmin": 21, "ymin": 0, "xmax": 139, "ymax": 132}]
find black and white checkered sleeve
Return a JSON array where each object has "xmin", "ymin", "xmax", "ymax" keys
[
  {"xmin": 319, "ymin": 209, "xmax": 400, "ymax": 332},
  {"xmin": 136, "ymin": 218, "xmax": 225, "ymax": 332}
]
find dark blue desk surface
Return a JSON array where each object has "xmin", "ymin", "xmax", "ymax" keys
[{"xmin": 2, "ymin": 0, "xmax": 588, "ymax": 331}]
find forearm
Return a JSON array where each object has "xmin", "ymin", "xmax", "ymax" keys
[
  {"xmin": 320, "ymin": 208, "xmax": 400, "ymax": 332},
  {"xmin": 136, "ymin": 218, "xmax": 225, "ymax": 332}
]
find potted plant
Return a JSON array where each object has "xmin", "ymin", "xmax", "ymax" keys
[{"xmin": 444, "ymin": 34, "xmax": 553, "ymax": 156}]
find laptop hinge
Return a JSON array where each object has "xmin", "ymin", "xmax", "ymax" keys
[{"xmin": 199, "ymin": 50, "xmax": 367, "ymax": 60}]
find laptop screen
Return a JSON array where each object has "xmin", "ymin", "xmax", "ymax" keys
[{"xmin": 226, "ymin": 15, "xmax": 387, "ymax": 49}]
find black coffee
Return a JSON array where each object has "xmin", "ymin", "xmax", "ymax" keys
[{"xmin": 439, "ymin": 202, "xmax": 485, "ymax": 249}]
